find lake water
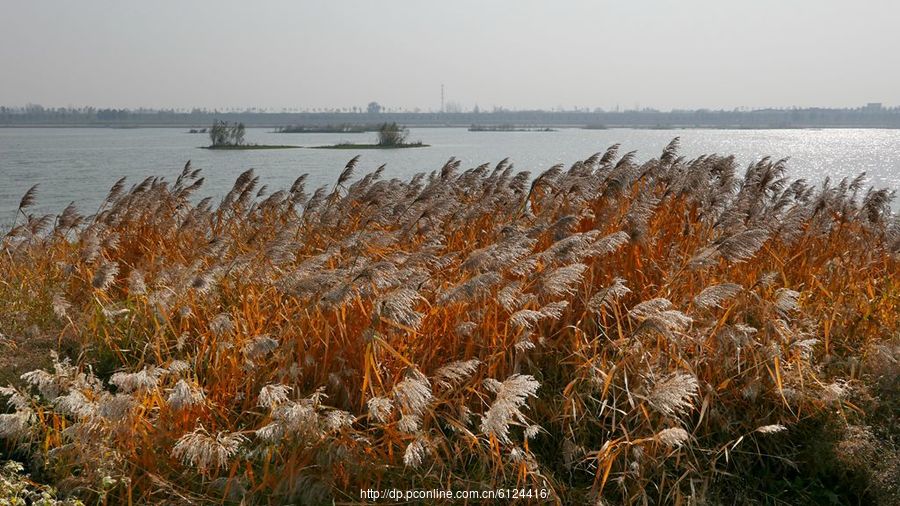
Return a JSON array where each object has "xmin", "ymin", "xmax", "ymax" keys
[{"xmin": 1, "ymin": 127, "xmax": 899, "ymax": 224}]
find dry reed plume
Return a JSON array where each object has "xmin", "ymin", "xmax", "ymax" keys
[{"xmin": 1, "ymin": 141, "xmax": 899, "ymax": 504}]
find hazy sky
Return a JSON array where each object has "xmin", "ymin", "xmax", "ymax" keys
[{"xmin": 2, "ymin": 0, "xmax": 898, "ymax": 111}]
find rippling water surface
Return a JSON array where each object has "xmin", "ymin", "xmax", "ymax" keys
[{"xmin": 2, "ymin": 127, "xmax": 899, "ymax": 222}]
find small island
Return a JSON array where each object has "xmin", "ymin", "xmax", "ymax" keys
[
  {"xmin": 312, "ymin": 122, "xmax": 428, "ymax": 149},
  {"xmin": 468, "ymin": 124, "xmax": 556, "ymax": 132},
  {"xmin": 201, "ymin": 120, "xmax": 301, "ymax": 149}
]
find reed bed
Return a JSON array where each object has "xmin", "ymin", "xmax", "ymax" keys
[{"xmin": 1, "ymin": 139, "xmax": 898, "ymax": 504}]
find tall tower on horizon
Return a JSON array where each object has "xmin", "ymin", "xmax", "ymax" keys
[{"xmin": 441, "ymin": 84, "xmax": 445, "ymax": 113}]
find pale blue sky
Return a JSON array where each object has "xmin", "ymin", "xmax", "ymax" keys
[{"xmin": 1, "ymin": 0, "xmax": 897, "ymax": 111}]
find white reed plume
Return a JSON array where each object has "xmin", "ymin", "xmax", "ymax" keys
[
  {"xmin": 462, "ymin": 234, "xmax": 534, "ymax": 273},
  {"xmin": 629, "ymin": 298, "xmax": 673, "ymax": 319},
  {"xmin": 647, "ymin": 373, "xmax": 700, "ymax": 419},
  {"xmin": 109, "ymin": 366, "xmax": 163, "ymax": 394},
  {"xmin": 366, "ymin": 396, "xmax": 394, "ymax": 423},
  {"xmin": 542, "ymin": 232, "xmax": 598, "ymax": 264},
  {"xmin": 791, "ymin": 338, "xmax": 820, "ymax": 360},
  {"xmin": 102, "ymin": 307, "xmax": 130, "ymax": 320},
  {"xmin": 651, "ymin": 310, "xmax": 694, "ymax": 334},
  {"xmin": 479, "ymin": 374, "xmax": 541, "ymax": 444},
  {"xmin": 378, "ymin": 287, "xmax": 425, "ymax": 329},
  {"xmin": 323, "ymin": 410, "xmax": 355, "ymax": 432},
  {"xmin": 755, "ymin": 424, "xmax": 787, "ymax": 434},
  {"xmin": 167, "ymin": 380, "xmax": 206, "ymax": 410},
  {"xmin": 80, "ymin": 231, "xmax": 101, "ymax": 263},
  {"xmin": 403, "ymin": 437, "xmax": 429, "ymax": 468},
  {"xmin": 588, "ymin": 277, "xmax": 631, "ymax": 313},
  {"xmin": 774, "ymin": 288, "xmax": 801, "ymax": 314},
  {"xmin": 693, "ymin": 283, "xmax": 742, "ymax": 309},
  {"xmin": 97, "ymin": 393, "xmax": 135, "ymax": 421},
  {"xmin": 509, "ymin": 309, "xmax": 544, "ymax": 330},
  {"xmin": 540, "ymin": 263, "xmax": 587, "ymax": 297},
  {"xmin": 590, "ymin": 231, "xmax": 631, "ymax": 256},
  {"xmin": 438, "ymin": 272, "xmax": 501, "ymax": 304},
  {"xmin": 391, "ymin": 369, "xmax": 432, "ymax": 416},
  {"xmin": 258, "ymin": 384, "xmax": 292, "ymax": 409},
  {"xmin": 92, "ymin": 261, "xmax": 119, "ymax": 290},
  {"xmin": 524, "ymin": 424, "xmax": 541, "ymax": 440},
  {"xmin": 509, "ymin": 301, "xmax": 568, "ymax": 330},
  {"xmin": 171, "ymin": 425, "xmax": 248, "ymax": 473},
  {"xmin": 433, "ymin": 359, "xmax": 481, "ymax": 389},
  {"xmin": 51, "ymin": 294, "xmax": 71, "ymax": 319},
  {"xmin": 209, "ymin": 313, "xmax": 234, "ymax": 337},
  {"xmin": 539, "ymin": 300, "xmax": 568, "ymax": 320},
  {"xmin": 243, "ymin": 335, "xmax": 279, "ymax": 362},
  {"xmin": 0, "ymin": 386, "xmax": 31, "ymax": 411},
  {"xmin": 166, "ymin": 360, "xmax": 191, "ymax": 375},
  {"xmin": 655, "ymin": 427, "xmax": 690, "ymax": 447},
  {"xmin": 718, "ymin": 228, "xmax": 770, "ymax": 263},
  {"xmin": 20, "ymin": 369, "xmax": 60, "ymax": 399},
  {"xmin": 397, "ymin": 413, "xmax": 422, "ymax": 434},
  {"xmin": 515, "ymin": 336, "xmax": 536, "ymax": 352},
  {"xmin": 127, "ymin": 269, "xmax": 147, "ymax": 295},
  {"xmin": 0, "ymin": 411, "xmax": 33, "ymax": 439},
  {"xmin": 257, "ymin": 392, "xmax": 324, "ymax": 443},
  {"xmin": 54, "ymin": 389, "xmax": 97, "ymax": 418}
]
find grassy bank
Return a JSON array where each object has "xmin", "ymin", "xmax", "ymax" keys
[{"xmin": 1, "ymin": 142, "xmax": 898, "ymax": 504}]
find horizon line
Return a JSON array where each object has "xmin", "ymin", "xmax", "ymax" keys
[{"xmin": 2, "ymin": 102, "xmax": 896, "ymax": 114}]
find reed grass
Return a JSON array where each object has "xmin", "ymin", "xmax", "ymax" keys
[{"xmin": 1, "ymin": 140, "xmax": 898, "ymax": 504}]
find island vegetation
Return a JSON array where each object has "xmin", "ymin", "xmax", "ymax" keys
[
  {"xmin": 1, "ymin": 141, "xmax": 898, "ymax": 504},
  {"xmin": 313, "ymin": 122, "xmax": 428, "ymax": 149},
  {"xmin": 203, "ymin": 120, "xmax": 300, "ymax": 150}
]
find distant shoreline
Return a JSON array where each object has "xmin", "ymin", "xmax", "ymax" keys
[
  {"xmin": 3, "ymin": 105, "xmax": 899, "ymax": 130},
  {"xmin": 3, "ymin": 124, "xmax": 900, "ymax": 130}
]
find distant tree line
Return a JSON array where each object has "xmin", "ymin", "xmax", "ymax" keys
[{"xmin": 3, "ymin": 104, "xmax": 900, "ymax": 128}]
